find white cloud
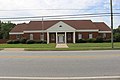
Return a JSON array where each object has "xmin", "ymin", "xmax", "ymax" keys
[{"xmin": 0, "ymin": 0, "xmax": 119, "ymax": 28}]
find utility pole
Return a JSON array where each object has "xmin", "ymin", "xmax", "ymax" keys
[
  {"xmin": 42, "ymin": 16, "xmax": 44, "ymax": 41},
  {"xmin": 110, "ymin": 0, "xmax": 114, "ymax": 48}
]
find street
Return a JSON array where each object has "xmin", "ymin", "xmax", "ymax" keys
[{"xmin": 0, "ymin": 50, "xmax": 120, "ymax": 80}]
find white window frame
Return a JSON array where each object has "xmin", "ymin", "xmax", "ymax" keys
[
  {"xmin": 40, "ymin": 33, "xmax": 44, "ymax": 41},
  {"xmin": 16, "ymin": 34, "xmax": 20, "ymax": 39},
  {"xmin": 89, "ymin": 33, "xmax": 93, "ymax": 39},
  {"xmin": 103, "ymin": 33, "xmax": 106, "ymax": 38},
  {"xmin": 30, "ymin": 34, "xmax": 33, "ymax": 40},
  {"xmin": 78, "ymin": 33, "xmax": 82, "ymax": 39}
]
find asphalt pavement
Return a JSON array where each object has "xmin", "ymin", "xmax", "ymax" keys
[{"xmin": 0, "ymin": 50, "xmax": 120, "ymax": 80}]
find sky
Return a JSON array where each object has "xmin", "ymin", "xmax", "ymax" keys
[{"xmin": 0, "ymin": 0, "xmax": 120, "ymax": 28}]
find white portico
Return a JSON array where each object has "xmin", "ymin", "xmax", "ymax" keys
[{"xmin": 47, "ymin": 21, "xmax": 76, "ymax": 44}]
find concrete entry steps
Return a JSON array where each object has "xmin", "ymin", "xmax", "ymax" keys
[{"xmin": 56, "ymin": 44, "xmax": 69, "ymax": 48}]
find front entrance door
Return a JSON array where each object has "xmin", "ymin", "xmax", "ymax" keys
[{"xmin": 58, "ymin": 34, "xmax": 65, "ymax": 43}]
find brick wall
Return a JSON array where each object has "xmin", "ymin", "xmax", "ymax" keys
[
  {"xmin": 75, "ymin": 32, "xmax": 99, "ymax": 40},
  {"xmin": 0, "ymin": 39, "xmax": 8, "ymax": 44}
]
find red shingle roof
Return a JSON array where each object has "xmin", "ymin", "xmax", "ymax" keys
[
  {"xmin": 10, "ymin": 23, "xmax": 28, "ymax": 32},
  {"xmin": 63, "ymin": 20, "xmax": 98, "ymax": 30},
  {"xmin": 10, "ymin": 20, "xmax": 111, "ymax": 32},
  {"xmin": 94, "ymin": 22, "xmax": 111, "ymax": 31}
]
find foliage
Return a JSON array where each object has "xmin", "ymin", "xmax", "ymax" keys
[
  {"xmin": 113, "ymin": 25, "xmax": 120, "ymax": 42},
  {"xmin": 95, "ymin": 37, "xmax": 104, "ymax": 43},
  {"xmin": 26, "ymin": 40, "xmax": 35, "ymax": 44},
  {"xmin": 19, "ymin": 38, "xmax": 27, "ymax": 44},
  {"xmin": 12, "ymin": 40, "xmax": 20, "ymax": 44},
  {"xmin": 35, "ymin": 40, "xmax": 47, "ymax": 44},
  {"xmin": 0, "ymin": 21, "xmax": 16, "ymax": 39},
  {"xmin": 87, "ymin": 38, "xmax": 96, "ymax": 43},
  {"xmin": 7, "ymin": 40, "xmax": 13, "ymax": 44},
  {"xmin": 76, "ymin": 39, "xmax": 86, "ymax": 43},
  {"xmin": 114, "ymin": 33, "xmax": 120, "ymax": 42}
]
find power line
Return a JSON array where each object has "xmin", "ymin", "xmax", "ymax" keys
[
  {"xmin": 2, "ymin": 14, "xmax": 120, "ymax": 21},
  {"xmin": 0, "ymin": 13, "xmax": 120, "ymax": 19},
  {"xmin": 0, "ymin": 9, "xmax": 120, "ymax": 11}
]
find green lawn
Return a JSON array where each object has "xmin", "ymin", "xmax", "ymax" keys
[
  {"xmin": 0, "ymin": 43, "xmax": 120, "ymax": 51},
  {"xmin": 0, "ymin": 44, "xmax": 56, "ymax": 48},
  {"xmin": 68, "ymin": 43, "xmax": 120, "ymax": 48}
]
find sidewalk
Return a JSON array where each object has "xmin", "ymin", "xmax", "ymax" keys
[{"xmin": 2, "ymin": 48, "xmax": 24, "ymax": 51}]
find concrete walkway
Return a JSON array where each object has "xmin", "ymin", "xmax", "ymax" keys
[
  {"xmin": 2, "ymin": 48, "xmax": 24, "ymax": 51},
  {"xmin": 56, "ymin": 44, "xmax": 69, "ymax": 48}
]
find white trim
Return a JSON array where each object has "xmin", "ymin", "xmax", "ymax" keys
[
  {"xmin": 65, "ymin": 32, "xmax": 67, "ymax": 44},
  {"xmin": 99, "ymin": 31, "xmax": 111, "ymax": 33},
  {"xmin": 47, "ymin": 32, "xmax": 49, "ymax": 44},
  {"xmin": 89, "ymin": 33, "xmax": 93, "ymax": 39},
  {"xmin": 78, "ymin": 33, "xmax": 82, "ymax": 39},
  {"xmin": 24, "ymin": 30, "xmax": 47, "ymax": 33},
  {"xmin": 56, "ymin": 32, "xmax": 58, "ymax": 44},
  {"xmin": 47, "ymin": 21, "xmax": 76, "ymax": 32},
  {"xmin": 0, "ymin": 76, "xmax": 120, "ymax": 79},
  {"xmin": 73, "ymin": 32, "xmax": 76, "ymax": 43},
  {"xmin": 48, "ymin": 31, "xmax": 74, "ymax": 33},
  {"xmin": 9, "ymin": 32, "xmax": 24, "ymax": 35},
  {"xmin": 76, "ymin": 29, "xmax": 99, "ymax": 32}
]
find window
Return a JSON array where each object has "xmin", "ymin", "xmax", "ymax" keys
[
  {"xmin": 78, "ymin": 33, "xmax": 82, "ymax": 39},
  {"xmin": 68, "ymin": 33, "xmax": 71, "ymax": 40},
  {"xmin": 103, "ymin": 33, "xmax": 106, "ymax": 38},
  {"xmin": 40, "ymin": 33, "xmax": 44, "ymax": 41},
  {"xmin": 30, "ymin": 34, "xmax": 33, "ymax": 40},
  {"xmin": 16, "ymin": 35, "xmax": 20, "ymax": 39},
  {"xmin": 59, "ymin": 25, "xmax": 62, "ymax": 27},
  {"xmin": 51, "ymin": 34, "xmax": 55, "ymax": 41},
  {"xmin": 89, "ymin": 33, "xmax": 93, "ymax": 39}
]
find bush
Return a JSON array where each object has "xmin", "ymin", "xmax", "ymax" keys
[
  {"xmin": 34, "ymin": 40, "xmax": 47, "ymax": 44},
  {"xmin": 87, "ymin": 38, "xmax": 96, "ymax": 43},
  {"xmin": 104, "ymin": 39, "xmax": 111, "ymax": 42},
  {"xmin": 26, "ymin": 40, "xmax": 35, "ymax": 44},
  {"xmin": 7, "ymin": 40, "xmax": 13, "ymax": 44},
  {"xmin": 114, "ymin": 33, "xmax": 120, "ymax": 42},
  {"xmin": 42, "ymin": 40, "xmax": 47, "ymax": 44},
  {"xmin": 20, "ymin": 38, "xmax": 27, "ymax": 44},
  {"xmin": 12, "ymin": 40, "xmax": 20, "ymax": 44},
  {"xmin": 76, "ymin": 39, "xmax": 86, "ymax": 43},
  {"xmin": 95, "ymin": 37, "xmax": 104, "ymax": 43},
  {"xmin": 35, "ymin": 40, "xmax": 43, "ymax": 44}
]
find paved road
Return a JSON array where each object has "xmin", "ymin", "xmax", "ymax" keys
[{"xmin": 0, "ymin": 50, "xmax": 120, "ymax": 79}]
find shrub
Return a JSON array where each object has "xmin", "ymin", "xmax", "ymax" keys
[
  {"xmin": 12, "ymin": 40, "xmax": 20, "ymax": 44},
  {"xmin": 26, "ymin": 40, "xmax": 35, "ymax": 44},
  {"xmin": 95, "ymin": 37, "xmax": 104, "ymax": 43},
  {"xmin": 20, "ymin": 38, "xmax": 27, "ymax": 44},
  {"xmin": 7, "ymin": 40, "xmax": 13, "ymax": 44},
  {"xmin": 42, "ymin": 40, "xmax": 47, "ymax": 44},
  {"xmin": 114, "ymin": 33, "xmax": 120, "ymax": 42},
  {"xmin": 87, "ymin": 38, "xmax": 96, "ymax": 43},
  {"xmin": 35, "ymin": 40, "xmax": 43, "ymax": 44},
  {"xmin": 104, "ymin": 39, "xmax": 111, "ymax": 42},
  {"xmin": 76, "ymin": 39, "xmax": 86, "ymax": 43}
]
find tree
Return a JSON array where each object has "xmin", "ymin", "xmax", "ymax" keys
[
  {"xmin": 0, "ymin": 21, "xmax": 16, "ymax": 39},
  {"xmin": 113, "ymin": 25, "xmax": 120, "ymax": 42},
  {"xmin": 114, "ymin": 33, "xmax": 120, "ymax": 42}
]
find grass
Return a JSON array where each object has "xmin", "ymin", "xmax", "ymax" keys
[
  {"xmin": 68, "ymin": 43, "xmax": 120, "ymax": 48},
  {"xmin": 0, "ymin": 44, "xmax": 56, "ymax": 48},
  {"xmin": 0, "ymin": 43, "xmax": 120, "ymax": 51}
]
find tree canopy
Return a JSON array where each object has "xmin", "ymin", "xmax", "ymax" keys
[{"xmin": 0, "ymin": 21, "xmax": 16, "ymax": 39}]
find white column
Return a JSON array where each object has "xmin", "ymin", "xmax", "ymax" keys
[
  {"xmin": 47, "ymin": 32, "xmax": 49, "ymax": 44},
  {"xmin": 65, "ymin": 32, "xmax": 67, "ymax": 44},
  {"xmin": 73, "ymin": 32, "xmax": 75, "ymax": 43},
  {"xmin": 56, "ymin": 32, "xmax": 58, "ymax": 44}
]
